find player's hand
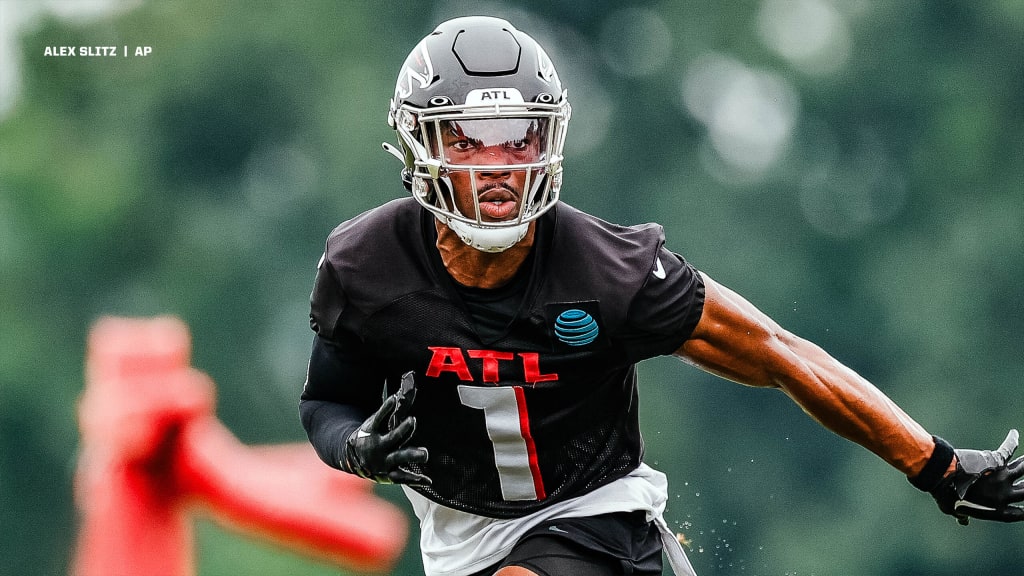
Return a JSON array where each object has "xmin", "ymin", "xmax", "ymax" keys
[
  {"xmin": 342, "ymin": 372, "xmax": 431, "ymax": 486},
  {"xmin": 931, "ymin": 429, "xmax": 1024, "ymax": 525}
]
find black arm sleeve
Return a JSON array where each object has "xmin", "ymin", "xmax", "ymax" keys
[{"xmin": 299, "ymin": 333, "xmax": 384, "ymax": 470}]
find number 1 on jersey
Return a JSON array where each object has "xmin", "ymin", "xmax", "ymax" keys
[{"xmin": 457, "ymin": 385, "xmax": 546, "ymax": 501}]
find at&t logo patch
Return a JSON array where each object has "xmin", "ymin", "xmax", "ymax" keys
[{"xmin": 554, "ymin": 309, "xmax": 599, "ymax": 346}]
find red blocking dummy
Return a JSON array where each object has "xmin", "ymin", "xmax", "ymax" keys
[{"xmin": 73, "ymin": 316, "xmax": 407, "ymax": 576}]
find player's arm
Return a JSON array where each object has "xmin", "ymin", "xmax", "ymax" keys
[
  {"xmin": 674, "ymin": 273, "xmax": 1024, "ymax": 524},
  {"xmin": 299, "ymin": 333, "xmax": 376, "ymax": 470},
  {"xmin": 299, "ymin": 335, "xmax": 430, "ymax": 486},
  {"xmin": 674, "ymin": 272, "xmax": 936, "ymax": 475},
  {"xmin": 300, "ymin": 250, "xmax": 429, "ymax": 485}
]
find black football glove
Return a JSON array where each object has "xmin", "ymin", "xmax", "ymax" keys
[
  {"xmin": 341, "ymin": 371, "xmax": 431, "ymax": 486},
  {"xmin": 929, "ymin": 430, "xmax": 1024, "ymax": 525}
]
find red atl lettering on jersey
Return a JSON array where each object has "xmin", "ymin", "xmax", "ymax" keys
[
  {"xmin": 467, "ymin": 350, "xmax": 513, "ymax": 382},
  {"xmin": 425, "ymin": 347, "xmax": 558, "ymax": 383},
  {"xmin": 425, "ymin": 347, "xmax": 472, "ymax": 380},
  {"xmin": 518, "ymin": 353, "xmax": 558, "ymax": 383}
]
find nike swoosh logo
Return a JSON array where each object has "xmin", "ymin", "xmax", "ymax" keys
[
  {"xmin": 955, "ymin": 499, "xmax": 997, "ymax": 512},
  {"xmin": 652, "ymin": 257, "xmax": 666, "ymax": 280},
  {"xmin": 548, "ymin": 525, "xmax": 569, "ymax": 534},
  {"xmin": 356, "ymin": 429, "xmax": 372, "ymax": 439}
]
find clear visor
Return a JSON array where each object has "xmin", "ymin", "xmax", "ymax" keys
[{"xmin": 433, "ymin": 118, "xmax": 551, "ymax": 167}]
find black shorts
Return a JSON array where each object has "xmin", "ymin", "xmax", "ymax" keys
[{"xmin": 469, "ymin": 511, "xmax": 663, "ymax": 576}]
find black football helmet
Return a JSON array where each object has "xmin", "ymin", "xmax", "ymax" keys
[{"xmin": 383, "ymin": 16, "xmax": 571, "ymax": 252}]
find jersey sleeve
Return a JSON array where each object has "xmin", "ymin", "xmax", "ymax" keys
[
  {"xmin": 309, "ymin": 251, "xmax": 346, "ymax": 341},
  {"xmin": 304, "ymin": 246, "xmax": 387, "ymax": 410},
  {"xmin": 620, "ymin": 246, "xmax": 705, "ymax": 362}
]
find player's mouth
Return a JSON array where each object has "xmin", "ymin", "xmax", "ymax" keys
[{"xmin": 477, "ymin": 186, "xmax": 519, "ymax": 221}]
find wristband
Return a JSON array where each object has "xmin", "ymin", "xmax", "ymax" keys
[{"xmin": 908, "ymin": 435, "xmax": 956, "ymax": 492}]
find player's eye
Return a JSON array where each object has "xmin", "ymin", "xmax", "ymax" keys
[{"xmin": 450, "ymin": 139, "xmax": 479, "ymax": 152}]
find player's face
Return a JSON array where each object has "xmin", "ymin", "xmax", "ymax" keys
[{"xmin": 437, "ymin": 118, "xmax": 549, "ymax": 222}]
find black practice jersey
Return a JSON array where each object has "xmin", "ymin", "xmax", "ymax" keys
[{"xmin": 303, "ymin": 198, "xmax": 704, "ymax": 518}]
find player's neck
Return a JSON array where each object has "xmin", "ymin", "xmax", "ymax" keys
[{"xmin": 435, "ymin": 221, "xmax": 535, "ymax": 289}]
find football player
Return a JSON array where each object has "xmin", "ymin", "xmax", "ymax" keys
[{"xmin": 300, "ymin": 16, "xmax": 1024, "ymax": 576}]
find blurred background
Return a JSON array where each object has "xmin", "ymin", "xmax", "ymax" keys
[{"xmin": 2, "ymin": 0, "xmax": 1022, "ymax": 574}]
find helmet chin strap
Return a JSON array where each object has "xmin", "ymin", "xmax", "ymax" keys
[
  {"xmin": 428, "ymin": 174, "xmax": 530, "ymax": 253},
  {"xmin": 446, "ymin": 218, "xmax": 529, "ymax": 253}
]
